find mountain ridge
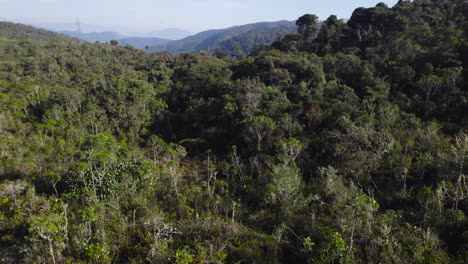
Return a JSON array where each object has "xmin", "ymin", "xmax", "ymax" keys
[
  {"xmin": 58, "ymin": 31, "xmax": 172, "ymax": 49},
  {"xmin": 0, "ymin": 21, "xmax": 74, "ymax": 42},
  {"xmin": 2, "ymin": 20, "xmax": 297, "ymax": 55},
  {"xmin": 151, "ymin": 20, "xmax": 297, "ymax": 55}
]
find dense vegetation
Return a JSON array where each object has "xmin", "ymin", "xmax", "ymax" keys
[
  {"xmin": 0, "ymin": 22, "xmax": 73, "ymax": 42},
  {"xmin": 0, "ymin": 0, "xmax": 467, "ymax": 263}
]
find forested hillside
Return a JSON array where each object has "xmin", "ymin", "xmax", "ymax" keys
[
  {"xmin": 0, "ymin": 22, "xmax": 74, "ymax": 42},
  {"xmin": 151, "ymin": 21, "xmax": 296, "ymax": 55},
  {"xmin": 57, "ymin": 21, "xmax": 295, "ymax": 54},
  {"xmin": 0, "ymin": 0, "xmax": 467, "ymax": 263}
]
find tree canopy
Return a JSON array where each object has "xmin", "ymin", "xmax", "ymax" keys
[{"xmin": 0, "ymin": 0, "xmax": 467, "ymax": 263}]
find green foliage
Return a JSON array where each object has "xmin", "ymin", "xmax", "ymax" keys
[
  {"xmin": 320, "ymin": 231, "xmax": 348, "ymax": 263},
  {"xmin": 0, "ymin": 1, "xmax": 467, "ymax": 262},
  {"xmin": 0, "ymin": 22, "xmax": 74, "ymax": 42},
  {"xmin": 296, "ymin": 14, "xmax": 318, "ymax": 41},
  {"xmin": 85, "ymin": 243, "xmax": 110, "ymax": 263},
  {"xmin": 175, "ymin": 247, "xmax": 194, "ymax": 264}
]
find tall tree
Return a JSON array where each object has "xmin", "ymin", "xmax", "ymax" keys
[{"xmin": 296, "ymin": 14, "xmax": 318, "ymax": 41}]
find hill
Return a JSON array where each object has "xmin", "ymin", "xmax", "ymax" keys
[
  {"xmin": 59, "ymin": 30, "xmax": 123, "ymax": 43},
  {"xmin": 147, "ymin": 28, "xmax": 192, "ymax": 40},
  {"xmin": 55, "ymin": 21, "xmax": 296, "ymax": 54},
  {"xmin": 0, "ymin": 21, "xmax": 72, "ymax": 42},
  {"xmin": 151, "ymin": 20, "xmax": 296, "ymax": 55},
  {"xmin": 59, "ymin": 30, "xmax": 172, "ymax": 50},
  {"xmin": 117, "ymin": 37, "xmax": 172, "ymax": 49}
]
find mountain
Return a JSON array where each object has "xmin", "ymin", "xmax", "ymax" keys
[
  {"xmin": 5, "ymin": 20, "xmax": 296, "ymax": 54},
  {"xmin": 151, "ymin": 20, "xmax": 296, "ymax": 55},
  {"xmin": 117, "ymin": 37, "xmax": 172, "ymax": 49},
  {"xmin": 36, "ymin": 22, "xmax": 187, "ymax": 39},
  {"xmin": 147, "ymin": 28, "xmax": 192, "ymax": 40},
  {"xmin": 58, "ymin": 31, "xmax": 172, "ymax": 50},
  {"xmin": 0, "ymin": 21, "xmax": 72, "ymax": 42},
  {"xmin": 59, "ymin": 30, "xmax": 123, "ymax": 43}
]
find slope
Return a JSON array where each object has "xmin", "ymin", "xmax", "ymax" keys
[
  {"xmin": 0, "ymin": 21, "xmax": 72, "ymax": 42},
  {"xmin": 151, "ymin": 20, "xmax": 296, "ymax": 55}
]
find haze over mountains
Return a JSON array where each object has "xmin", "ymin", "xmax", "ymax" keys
[
  {"xmin": 0, "ymin": 18, "xmax": 298, "ymax": 55},
  {"xmin": 58, "ymin": 31, "xmax": 172, "ymax": 50},
  {"xmin": 147, "ymin": 28, "xmax": 193, "ymax": 40},
  {"xmin": 1, "ymin": 16, "xmax": 298, "ymax": 56},
  {"xmin": 49, "ymin": 20, "xmax": 297, "ymax": 55},
  {"xmin": 59, "ymin": 31, "xmax": 123, "ymax": 43},
  {"xmin": 151, "ymin": 20, "xmax": 296, "ymax": 55}
]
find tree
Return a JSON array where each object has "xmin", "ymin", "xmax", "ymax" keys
[
  {"xmin": 162, "ymin": 143, "xmax": 187, "ymax": 196},
  {"xmin": 318, "ymin": 15, "xmax": 345, "ymax": 54},
  {"xmin": 441, "ymin": 133, "xmax": 468, "ymax": 212},
  {"xmin": 266, "ymin": 138, "xmax": 305, "ymax": 207},
  {"xmin": 109, "ymin": 40, "xmax": 118, "ymax": 46},
  {"xmin": 0, "ymin": 1, "xmax": 467, "ymax": 261},
  {"xmin": 28, "ymin": 209, "xmax": 67, "ymax": 264},
  {"xmin": 417, "ymin": 74, "xmax": 443, "ymax": 102},
  {"xmin": 296, "ymin": 14, "xmax": 318, "ymax": 41},
  {"xmin": 246, "ymin": 115, "xmax": 276, "ymax": 152}
]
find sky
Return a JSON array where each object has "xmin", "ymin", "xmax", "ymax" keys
[{"xmin": 0, "ymin": 0, "xmax": 399, "ymax": 34}]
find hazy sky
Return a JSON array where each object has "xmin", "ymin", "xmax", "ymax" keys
[{"xmin": 0, "ymin": 0, "xmax": 399, "ymax": 33}]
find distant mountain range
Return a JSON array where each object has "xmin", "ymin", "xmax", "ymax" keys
[
  {"xmin": 117, "ymin": 37, "xmax": 172, "ymax": 50},
  {"xmin": 151, "ymin": 21, "xmax": 296, "ymax": 55},
  {"xmin": 59, "ymin": 31, "xmax": 123, "ymax": 43},
  {"xmin": 1, "ymin": 20, "xmax": 298, "ymax": 55},
  {"xmin": 58, "ymin": 31, "xmax": 171, "ymax": 49},
  {"xmin": 55, "ymin": 20, "xmax": 296, "ymax": 55},
  {"xmin": 33, "ymin": 22, "xmax": 192, "ymax": 40},
  {"xmin": 147, "ymin": 28, "xmax": 192, "ymax": 40},
  {"xmin": 35, "ymin": 22, "xmax": 127, "ymax": 34}
]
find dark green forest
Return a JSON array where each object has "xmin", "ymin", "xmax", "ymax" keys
[{"xmin": 0, "ymin": 0, "xmax": 467, "ymax": 263}]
